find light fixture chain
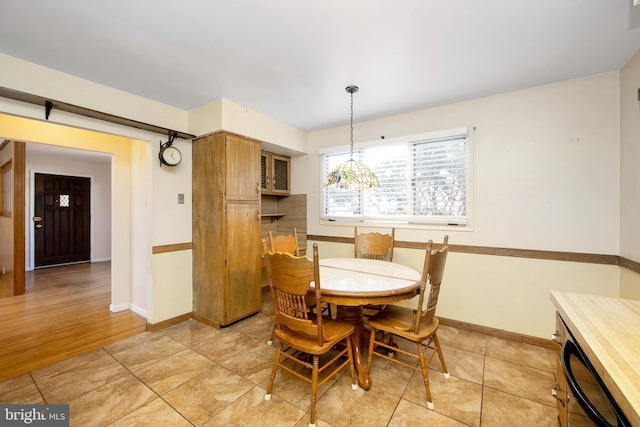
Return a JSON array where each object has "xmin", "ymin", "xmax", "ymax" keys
[
  {"xmin": 350, "ymin": 90, "xmax": 354, "ymax": 158},
  {"xmin": 323, "ymin": 84, "xmax": 378, "ymax": 189}
]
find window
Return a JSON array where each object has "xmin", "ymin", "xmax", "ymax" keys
[
  {"xmin": 1, "ymin": 161, "xmax": 12, "ymax": 217},
  {"xmin": 320, "ymin": 128, "xmax": 470, "ymax": 226}
]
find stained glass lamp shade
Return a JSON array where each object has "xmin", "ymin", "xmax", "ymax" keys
[
  {"xmin": 323, "ymin": 85, "xmax": 379, "ymax": 189},
  {"xmin": 323, "ymin": 159, "xmax": 379, "ymax": 189}
]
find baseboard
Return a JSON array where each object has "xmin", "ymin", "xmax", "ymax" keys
[
  {"xmin": 109, "ymin": 303, "xmax": 130, "ymax": 312},
  {"xmin": 138, "ymin": 308, "xmax": 554, "ymax": 349},
  {"xmin": 129, "ymin": 304, "xmax": 147, "ymax": 318},
  {"xmin": 108, "ymin": 302, "xmax": 147, "ymax": 318},
  {"xmin": 91, "ymin": 257, "xmax": 111, "ymax": 263},
  {"xmin": 439, "ymin": 317, "xmax": 556, "ymax": 350},
  {"xmin": 192, "ymin": 313, "xmax": 222, "ymax": 329},
  {"xmin": 146, "ymin": 313, "xmax": 192, "ymax": 332}
]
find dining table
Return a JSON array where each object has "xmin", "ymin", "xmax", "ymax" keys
[{"xmin": 317, "ymin": 257, "xmax": 423, "ymax": 390}]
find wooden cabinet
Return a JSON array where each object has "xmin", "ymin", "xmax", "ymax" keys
[
  {"xmin": 261, "ymin": 151, "xmax": 290, "ymax": 195},
  {"xmin": 552, "ymin": 312, "xmax": 593, "ymax": 427},
  {"xmin": 193, "ymin": 132, "xmax": 262, "ymax": 327}
]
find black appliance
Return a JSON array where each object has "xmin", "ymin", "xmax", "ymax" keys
[{"xmin": 560, "ymin": 316, "xmax": 631, "ymax": 426}]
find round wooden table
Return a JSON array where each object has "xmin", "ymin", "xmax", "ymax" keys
[{"xmin": 317, "ymin": 258, "xmax": 422, "ymax": 390}]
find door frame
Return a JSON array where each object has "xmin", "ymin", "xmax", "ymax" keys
[
  {"xmin": 12, "ymin": 141, "xmax": 25, "ymax": 295},
  {"xmin": 28, "ymin": 169, "xmax": 95, "ymax": 271}
]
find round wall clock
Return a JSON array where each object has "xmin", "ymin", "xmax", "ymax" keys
[{"xmin": 159, "ymin": 145, "xmax": 182, "ymax": 167}]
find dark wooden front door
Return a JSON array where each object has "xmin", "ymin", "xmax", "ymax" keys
[{"xmin": 34, "ymin": 173, "xmax": 91, "ymax": 267}]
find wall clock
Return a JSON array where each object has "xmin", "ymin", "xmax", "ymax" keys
[
  {"xmin": 159, "ymin": 134, "xmax": 181, "ymax": 167},
  {"xmin": 159, "ymin": 145, "xmax": 182, "ymax": 166}
]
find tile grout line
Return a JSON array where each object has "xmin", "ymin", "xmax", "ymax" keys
[{"xmin": 102, "ymin": 336, "xmax": 197, "ymax": 426}]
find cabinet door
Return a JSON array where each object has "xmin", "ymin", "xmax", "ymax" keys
[
  {"xmin": 226, "ymin": 134, "xmax": 261, "ymax": 201},
  {"xmin": 261, "ymin": 151, "xmax": 291, "ymax": 195},
  {"xmin": 225, "ymin": 201, "xmax": 261, "ymax": 324},
  {"xmin": 554, "ymin": 354, "xmax": 569, "ymax": 427},
  {"xmin": 270, "ymin": 154, "xmax": 290, "ymax": 195},
  {"xmin": 260, "ymin": 152, "xmax": 269, "ymax": 193},
  {"xmin": 192, "ymin": 134, "xmax": 225, "ymax": 326}
]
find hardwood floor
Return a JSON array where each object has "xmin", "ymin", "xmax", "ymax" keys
[
  {"xmin": 0, "ymin": 277, "xmax": 11, "ymax": 299},
  {"xmin": 0, "ymin": 262, "xmax": 147, "ymax": 382}
]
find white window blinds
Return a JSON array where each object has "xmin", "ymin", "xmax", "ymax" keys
[{"xmin": 320, "ymin": 130, "xmax": 469, "ymax": 225}]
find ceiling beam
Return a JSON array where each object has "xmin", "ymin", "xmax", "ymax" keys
[{"xmin": 0, "ymin": 86, "xmax": 195, "ymax": 140}]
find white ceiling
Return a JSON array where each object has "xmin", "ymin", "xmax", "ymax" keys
[{"xmin": 1, "ymin": 1, "xmax": 640, "ymax": 131}]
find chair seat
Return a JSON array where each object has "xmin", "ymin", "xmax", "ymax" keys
[
  {"xmin": 275, "ymin": 318, "xmax": 354, "ymax": 355},
  {"xmin": 368, "ymin": 305, "xmax": 439, "ymax": 341}
]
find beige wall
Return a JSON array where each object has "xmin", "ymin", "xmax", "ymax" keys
[
  {"xmin": 620, "ymin": 268, "xmax": 640, "ymax": 300},
  {"xmin": 151, "ymin": 250, "xmax": 193, "ymax": 323},
  {"xmin": 189, "ymin": 98, "xmax": 308, "ymax": 154},
  {"xmin": 309, "ymin": 239, "xmax": 619, "ymax": 338},
  {"xmin": 0, "ymin": 53, "xmax": 188, "ymax": 133},
  {"xmin": 619, "ymin": 48, "xmax": 640, "ymax": 298},
  {"xmin": 300, "ymin": 73, "xmax": 623, "ymax": 338},
  {"xmin": 299, "ymin": 73, "xmax": 620, "ymax": 254}
]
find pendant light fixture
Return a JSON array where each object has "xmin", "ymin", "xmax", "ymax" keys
[{"xmin": 323, "ymin": 86, "xmax": 379, "ymax": 189}]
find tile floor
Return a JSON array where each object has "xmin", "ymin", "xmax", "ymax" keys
[{"xmin": 0, "ymin": 294, "xmax": 581, "ymax": 426}]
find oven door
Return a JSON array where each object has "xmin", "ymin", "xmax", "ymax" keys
[{"xmin": 561, "ymin": 338, "xmax": 630, "ymax": 427}]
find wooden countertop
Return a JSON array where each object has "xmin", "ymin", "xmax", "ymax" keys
[{"xmin": 550, "ymin": 291, "xmax": 640, "ymax": 426}]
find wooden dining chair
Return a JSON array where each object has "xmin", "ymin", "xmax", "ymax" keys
[
  {"xmin": 262, "ymin": 237, "xmax": 294, "ymax": 345},
  {"xmin": 354, "ymin": 227, "xmax": 395, "ymax": 316},
  {"xmin": 263, "ymin": 230, "xmax": 330, "ymax": 345},
  {"xmin": 354, "ymin": 226, "xmax": 395, "ymax": 261},
  {"xmin": 263, "ymin": 243, "xmax": 358, "ymax": 427},
  {"xmin": 268, "ymin": 228, "xmax": 300, "ymax": 256},
  {"xmin": 366, "ymin": 236, "xmax": 450, "ymax": 410}
]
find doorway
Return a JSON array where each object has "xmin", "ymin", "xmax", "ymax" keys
[
  {"xmin": 34, "ymin": 173, "xmax": 91, "ymax": 268},
  {"xmin": 1, "ymin": 112, "xmax": 148, "ymax": 312}
]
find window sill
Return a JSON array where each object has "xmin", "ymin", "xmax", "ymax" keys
[{"xmin": 319, "ymin": 219, "xmax": 473, "ymax": 232}]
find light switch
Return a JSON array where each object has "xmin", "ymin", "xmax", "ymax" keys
[{"xmin": 178, "ymin": 193, "xmax": 184, "ymax": 204}]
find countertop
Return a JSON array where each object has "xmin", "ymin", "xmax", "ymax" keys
[{"xmin": 550, "ymin": 291, "xmax": 640, "ymax": 426}]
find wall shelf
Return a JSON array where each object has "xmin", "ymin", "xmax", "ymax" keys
[{"xmin": 261, "ymin": 213, "xmax": 285, "ymax": 223}]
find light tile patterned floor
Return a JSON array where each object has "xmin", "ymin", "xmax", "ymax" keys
[{"xmin": 0, "ymin": 294, "xmax": 585, "ymax": 426}]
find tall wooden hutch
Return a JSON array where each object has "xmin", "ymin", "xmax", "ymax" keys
[{"xmin": 192, "ymin": 132, "xmax": 262, "ymax": 327}]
